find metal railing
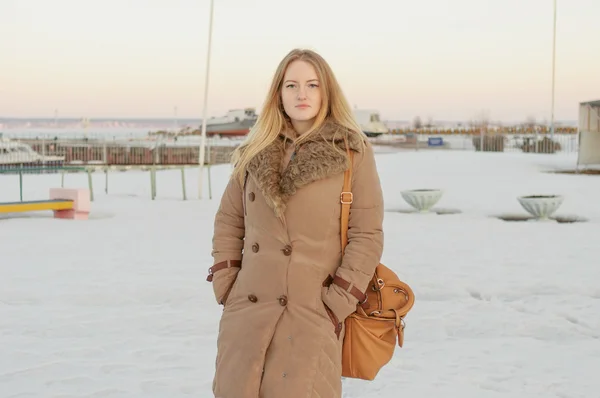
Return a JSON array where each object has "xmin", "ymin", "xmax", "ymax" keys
[
  {"xmin": 0, "ymin": 129, "xmax": 579, "ymax": 176},
  {"xmin": 370, "ymin": 131, "xmax": 578, "ymax": 153},
  {"xmin": 0, "ymin": 134, "xmax": 240, "ymax": 173}
]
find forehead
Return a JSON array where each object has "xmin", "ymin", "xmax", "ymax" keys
[{"xmin": 283, "ymin": 60, "xmax": 318, "ymax": 80}]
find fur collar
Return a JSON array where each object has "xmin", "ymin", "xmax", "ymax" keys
[{"xmin": 247, "ymin": 120, "xmax": 365, "ymax": 219}]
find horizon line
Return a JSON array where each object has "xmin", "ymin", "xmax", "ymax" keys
[{"xmin": 0, "ymin": 116, "xmax": 579, "ymax": 123}]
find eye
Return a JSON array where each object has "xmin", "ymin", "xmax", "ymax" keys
[
  {"xmin": 308, "ymin": 84, "xmax": 319, "ymax": 88},
  {"xmin": 285, "ymin": 84, "xmax": 296, "ymax": 89}
]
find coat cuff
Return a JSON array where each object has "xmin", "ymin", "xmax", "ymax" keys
[
  {"xmin": 212, "ymin": 251, "xmax": 243, "ymax": 265},
  {"xmin": 321, "ymin": 284, "xmax": 357, "ymax": 323}
]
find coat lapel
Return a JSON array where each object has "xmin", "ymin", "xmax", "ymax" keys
[{"xmin": 247, "ymin": 120, "xmax": 365, "ymax": 219}]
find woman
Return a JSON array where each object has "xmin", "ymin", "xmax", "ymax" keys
[{"xmin": 208, "ymin": 48, "xmax": 384, "ymax": 398}]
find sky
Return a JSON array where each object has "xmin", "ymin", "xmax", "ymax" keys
[{"xmin": 0, "ymin": 0, "xmax": 598, "ymax": 123}]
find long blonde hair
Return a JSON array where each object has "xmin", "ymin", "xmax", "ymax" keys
[{"xmin": 230, "ymin": 48, "xmax": 364, "ymax": 183}]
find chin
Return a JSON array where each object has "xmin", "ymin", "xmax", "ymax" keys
[{"xmin": 288, "ymin": 111, "xmax": 318, "ymax": 122}]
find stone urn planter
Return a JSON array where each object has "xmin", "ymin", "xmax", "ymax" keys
[
  {"xmin": 400, "ymin": 189, "xmax": 443, "ymax": 213},
  {"xmin": 517, "ymin": 195, "xmax": 564, "ymax": 221}
]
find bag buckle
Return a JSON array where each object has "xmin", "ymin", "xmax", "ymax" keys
[
  {"xmin": 371, "ymin": 278, "xmax": 385, "ymax": 291},
  {"xmin": 358, "ymin": 293, "xmax": 368, "ymax": 305},
  {"xmin": 340, "ymin": 192, "xmax": 353, "ymax": 204}
]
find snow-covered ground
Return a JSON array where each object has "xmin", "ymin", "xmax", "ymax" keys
[{"xmin": 1, "ymin": 149, "xmax": 599, "ymax": 398}]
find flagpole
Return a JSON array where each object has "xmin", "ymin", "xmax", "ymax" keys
[
  {"xmin": 550, "ymin": 0, "xmax": 557, "ymax": 141},
  {"xmin": 198, "ymin": 0, "xmax": 214, "ymax": 199}
]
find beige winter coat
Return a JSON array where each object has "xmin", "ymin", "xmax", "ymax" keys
[{"xmin": 209, "ymin": 120, "xmax": 384, "ymax": 398}]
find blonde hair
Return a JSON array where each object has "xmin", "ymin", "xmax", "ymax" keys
[{"xmin": 230, "ymin": 48, "xmax": 364, "ymax": 183}]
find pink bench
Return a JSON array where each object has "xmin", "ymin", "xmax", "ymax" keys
[{"xmin": 49, "ymin": 188, "xmax": 91, "ymax": 220}]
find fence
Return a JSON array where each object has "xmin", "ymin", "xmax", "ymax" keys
[
  {"xmin": 371, "ymin": 131, "xmax": 578, "ymax": 154},
  {"xmin": 0, "ymin": 133, "xmax": 239, "ymax": 173},
  {"xmin": 0, "ymin": 128, "xmax": 580, "ymax": 175}
]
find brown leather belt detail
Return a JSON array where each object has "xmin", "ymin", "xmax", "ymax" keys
[
  {"xmin": 322, "ymin": 274, "xmax": 367, "ymax": 304},
  {"xmin": 207, "ymin": 260, "xmax": 242, "ymax": 282},
  {"xmin": 322, "ymin": 274, "xmax": 334, "ymax": 287},
  {"xmin": 324, "ymin": 304, "xmax": 342, "ymax": 338}
]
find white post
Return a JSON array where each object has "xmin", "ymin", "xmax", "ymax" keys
[
  {"xmin": 550, "ymin": 0, "xmax": 557, "ymax": 141},
  {"xmin": 198, "ymin": 0, "xmax": 215, "ymax": 199}
]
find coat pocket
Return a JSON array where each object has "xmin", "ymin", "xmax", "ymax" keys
[{"xmin": 212, "ymin": 267, "xmax": 241, "ymax": 305}]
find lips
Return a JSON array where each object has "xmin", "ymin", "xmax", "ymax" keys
[{"xmin": 296, "ymin": 105, "xmax": 310, "ymax": 109}]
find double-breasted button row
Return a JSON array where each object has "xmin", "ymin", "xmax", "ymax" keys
[
  {"xmin": 246, "ymin": 294, "xmax": 288, "ymax": 306},
  {"xmin": 251, "ymin": 243, "xmax": 291, "ymax": 255}
]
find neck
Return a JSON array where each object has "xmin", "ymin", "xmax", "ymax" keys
[{"xmin": 291, "ymin": 119, "xmax": 315, "ymax": 137}]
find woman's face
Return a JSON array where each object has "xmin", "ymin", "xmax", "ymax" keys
[{"xmin": 281, "ymin": 60, "xmax": 322, "ymax": 128}]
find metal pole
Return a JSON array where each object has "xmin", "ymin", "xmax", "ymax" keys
[
  {"xmin": 19, "ymin": 169, "xmax": 23, "ymax": 202},
  {"xmin": 550, "ymin": 0, "xmax": 557, "ymax": 141},
  {"xmin": 198, "ymin": 0, "xmax": 214, "ymax": 199}
]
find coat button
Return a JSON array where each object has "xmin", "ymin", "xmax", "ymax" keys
[
  {"xmin": 248, "ymin": 294, "xmax": 258, "ymax": 303},
  {"xmin": 282, "ymin": 245, "xmax": 292, "ymax": 256},
  {"xmin": 278, "ymin": 295, "xmax": 288, "ymax": 306},
  {"xmin": 252, "ymin": 243, "xmax": 259, "ymax": 253},
  {"xmin": 249, "ymin": 192, "xmax": 255, "ymax": 201}
]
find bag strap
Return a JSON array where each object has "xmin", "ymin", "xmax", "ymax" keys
[
  {"xmin": 340, "ymin": 138, "xmax": 368, "ymax": 305},
  {"xmin": 322, "ymin": 137, "xmax": 367, "ymax": 305},
  {"xmin": 340, "ymin": 137, "xmax": 353, "ymax": 253}
]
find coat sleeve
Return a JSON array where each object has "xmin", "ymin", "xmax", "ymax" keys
[
  {"xmin": 210, "ymin": 173, "xmax": 246, "ymax": 305},
  {"xmin": 322, "ymin": 141, "xmax": 384, "ymax": 321}
]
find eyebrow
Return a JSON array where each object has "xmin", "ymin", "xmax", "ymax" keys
[{"xmin": 284, "ymin": 79, "xmax": 319, "ymax": 83}]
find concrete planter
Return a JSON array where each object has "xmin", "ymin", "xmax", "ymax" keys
[
  {"xmin": 517, "ymin": 195, "xmax": 564, "ymax": 220},
  {"xmin": 400, "ymin": 189, "xmax": 443, "ymax": 213}
]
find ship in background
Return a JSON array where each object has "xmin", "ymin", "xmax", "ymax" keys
[
  {"xmin": 353, "ymin": 109, "xmax": 389, "ymax": 137},
  {"xmin": 0, "ymin": 138, "xmax": 65, "ymax": 170},
  {"xmin": 204, "ymin": 108, "xmax": 258, "ymax": 137}
]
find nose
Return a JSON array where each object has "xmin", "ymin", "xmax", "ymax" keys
[{"xmin": 297, "ymin": 87, "xmax": 307, "ymax": 100}]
